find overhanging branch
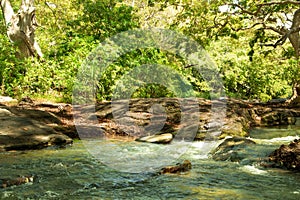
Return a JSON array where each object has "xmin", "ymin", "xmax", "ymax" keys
[{"xmin": 258, "ymin": 1, "xmax": 300, "ymax": 6}]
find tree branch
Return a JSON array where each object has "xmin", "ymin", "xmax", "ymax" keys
[
  {"xmin": 258, "ymin": 1, "xmax": 300, "ymax": 6},
  {"xmin": 230, "ymin": 22, "xmax": 262, "ymax": 32},
  {"xmin": 265, "ymin": 26, "xmax": 286, "ymax": 35},
  {"xmin": 228, "ymin": 3, "xmax": 257, "ymax": 15},
  {"xmin": 229, "ymin": 1, "xmax": 300, "ymax": 17}
]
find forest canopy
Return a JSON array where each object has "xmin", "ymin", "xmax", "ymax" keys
[{"xmin": 0, "ymin": 0, "xmax": 299, "ymax": 103}]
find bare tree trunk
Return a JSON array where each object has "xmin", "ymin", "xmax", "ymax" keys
[
  {"xmin": 285, "ymin": 9, "xmax": 300, "ymax": 106},
  {"xmin": 0, "ymin": 0, "xmax": 43, "ymax": 58}
]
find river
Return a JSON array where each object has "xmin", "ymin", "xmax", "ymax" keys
[{"xmin": 1, "ymin": 124, "xmax": 300, "ymax": 199}]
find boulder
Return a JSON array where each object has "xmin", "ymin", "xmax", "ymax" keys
[
  {"xmin": 136, "ymin": 133, "xmax": 173, "ymax": 144},
  {"xmin": 196, "ymin": 118, "xmax": 248, "ymax": 141},
  {"xmin": 211, "ymin": 137, "xmax": 256, "ymax": 162},
  {"xmin": 220, "ymin": 120, "xmax": 248, "ymax": 139},
  {"xmin": 269, "ymin": 139, "xmax": 300, "ymax": 171}
]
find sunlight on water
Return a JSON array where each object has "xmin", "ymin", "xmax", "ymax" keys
[
  {"xmin": 252, "ymin": 135, "xmax": 299, "ymax": 145},
  {"xmin": 82, "ymin": 139, "xmax": 224, "ymax": 173},
  {"xmin": 239, "ymin": 165, "xmax": 268, "ymax": 175}
]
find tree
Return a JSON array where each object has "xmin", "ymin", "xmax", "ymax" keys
[
  {"xmin": 166, "ymin": 0, "xmax": 300, "ymax": 104},
  {"xmin": 0, "ymin": 0, "xmax": 43, "ymax": 58},
  {"xmin": 217, "ymin": 0, "xmax": 300, "ymax": 105}
]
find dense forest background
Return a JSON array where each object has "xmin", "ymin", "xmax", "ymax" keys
[{"xmin": 1, "ymin": 0, "xmax": 299, "ymax": 103}]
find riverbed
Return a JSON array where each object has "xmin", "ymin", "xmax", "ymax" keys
[{"xmin": 1, "ymin": 125, "xmax": 300, "ymax": 199}]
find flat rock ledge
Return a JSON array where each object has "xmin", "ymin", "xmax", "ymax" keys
[
  {"xmin": 0, "ymin": 100, "xmax": 73, "ymax": 152},
  {"xmin": 90, "ymin": 98, "xmax": 300, "ymax": 143}
]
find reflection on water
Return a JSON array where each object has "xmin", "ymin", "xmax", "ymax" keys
[{"xmin": 0, "ymin": 125, "xmax": 300, "ymax": 199}]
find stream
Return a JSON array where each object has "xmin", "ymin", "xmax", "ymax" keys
[{"xmin": 1, "ymin": 124, "xmax": 300, "ymax": 199}]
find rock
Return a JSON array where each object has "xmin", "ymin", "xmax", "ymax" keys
[
  {"xmin": 79, "ymin": 98, "xmax": 300, "ymax": 142},
  {"xmin": 267, "ymin": 98, "xmax": 287, "ymax": 104},
  {"xmin": 261, "ymin": 111, "xmax": 296, "ymax": 126},
  {"xmin": 19, "ymin": 96, "xmax": 34, "ymax": 104},
  {"xmin": 269, "ymin": 139, "xmax": 300, "ymax": 171},
  {"xmin": 196, "ymin": 118, "xmax": 249, "ymax": 141},
  {"xmin": 1, "ymin": 175, "xmax": 35, "ymax": 188},
  {"xmin": 0, "ymin": 96, "xmax": 17, "ymax": 103},
  {"xmin": 160, "ymin": 160, "xmax": 192, "ymax": 174},
  {"xmin": 136, "ymin": 133, "xmax": 173, "ymax": 144},
  {"xmin": 211, "ymin": 137, "xmax": 256, "ymax": 162},
  {"xmin": 0, "ymin": 108, "xmax": 14, "ymax": 117},
  {"xmin": 220, "ymin": 120, "xmax": 248, "ymax": 139},
  {"xmin": 204, "ymin": 121, "xmax": 223, "ymax": 130},
  {"xmin": 0, "ymin": 107, "xmax": 73, "ymax": 151},
  {"xmin": 49, "ymin": 135, "xmax": 71, "ymax": 145}
]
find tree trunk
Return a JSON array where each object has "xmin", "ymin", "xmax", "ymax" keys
[
  {"xmin": 0, "ymin": 0, "xmax": 43, "ymax": 58},
  {"xmin": 285, "ymin": 83, "xmax": 300, "ymax": 106},
  {"xmin": 285, "ymin": 9, "xmax": 300, "ymax": 106}
]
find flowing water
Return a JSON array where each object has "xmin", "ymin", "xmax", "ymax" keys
[{"xmin": 1, "ymin": 124, "xmax": 300, "ymax": 199}]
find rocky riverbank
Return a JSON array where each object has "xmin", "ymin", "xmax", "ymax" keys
[
  {"xmin": 88, "ymin": 98, "xmax": 300, "ymax": 141},
  {"xmin": 1, "ymin": 96, "xmax": 300, "ymax": 171}
]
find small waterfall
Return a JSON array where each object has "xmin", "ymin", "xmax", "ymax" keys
[{"xmin": 186, "ymin": 139, "xmax": 226, "ymax": 159}]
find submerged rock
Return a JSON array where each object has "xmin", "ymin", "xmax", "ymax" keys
[
  {"xmin": 159, "ymin": 160, "xmax": 192, "ymax": 174},
  {"xmin": 211, "ymin": 137, "xmax": 256, "ymax": 162},
  {"xmin": 136, "ymin": 133, "xmax": 173, "ymax": 144},
  {"xmin": 269, "ymin": 139, "xmax": 300, "ymax": 171}
]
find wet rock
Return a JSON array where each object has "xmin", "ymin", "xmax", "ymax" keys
[
  {"xmin": 136, "ymin": 133, "xmax": 173, "ymax": 144},
  {"xmin": 220, "ymin": 119, "xmax": 248, "ymax": 139},
  {"xmin": 196, "ymin": 117, "xmax": 249, "ymax": 141},
  {"xmin": 211, "ymin": 137, "xmax": 256, "ymax": 162},
  {"xmin": 204, "ymin": 122, "xmax": 223, "ymax": 130},
  {"xmin": 159, "ymin": 160, "xmax": 192, "ymax": 174},
  {"xmin": 1, "ymin": 175, "xmax": 35, "ymax": 188},
  {"xmin": 269, "ymin": 139, "xmax": 300, "ymax": 171}
]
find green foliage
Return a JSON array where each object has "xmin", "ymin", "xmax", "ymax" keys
[
  {"xmin": 95, "ymin": 48, "xmax": 205, "ymax": 100},
  {"xmin": 0, "ymin": 0, "xmax": 139, "ymax": 102},
  {"xmin": 0, "ymin": 0, "xmax": 299, "ymax": 103},
  {"xmin": 0, "ymin": 34, "xmax": 24, "ymax": 96},
  {"xmin": 70, "ymin": 0, "xmax": 138, "ymax": 40},
  {"xmin": 209, "ymin": 36, "xmax": 294, "ymax": 101}
]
